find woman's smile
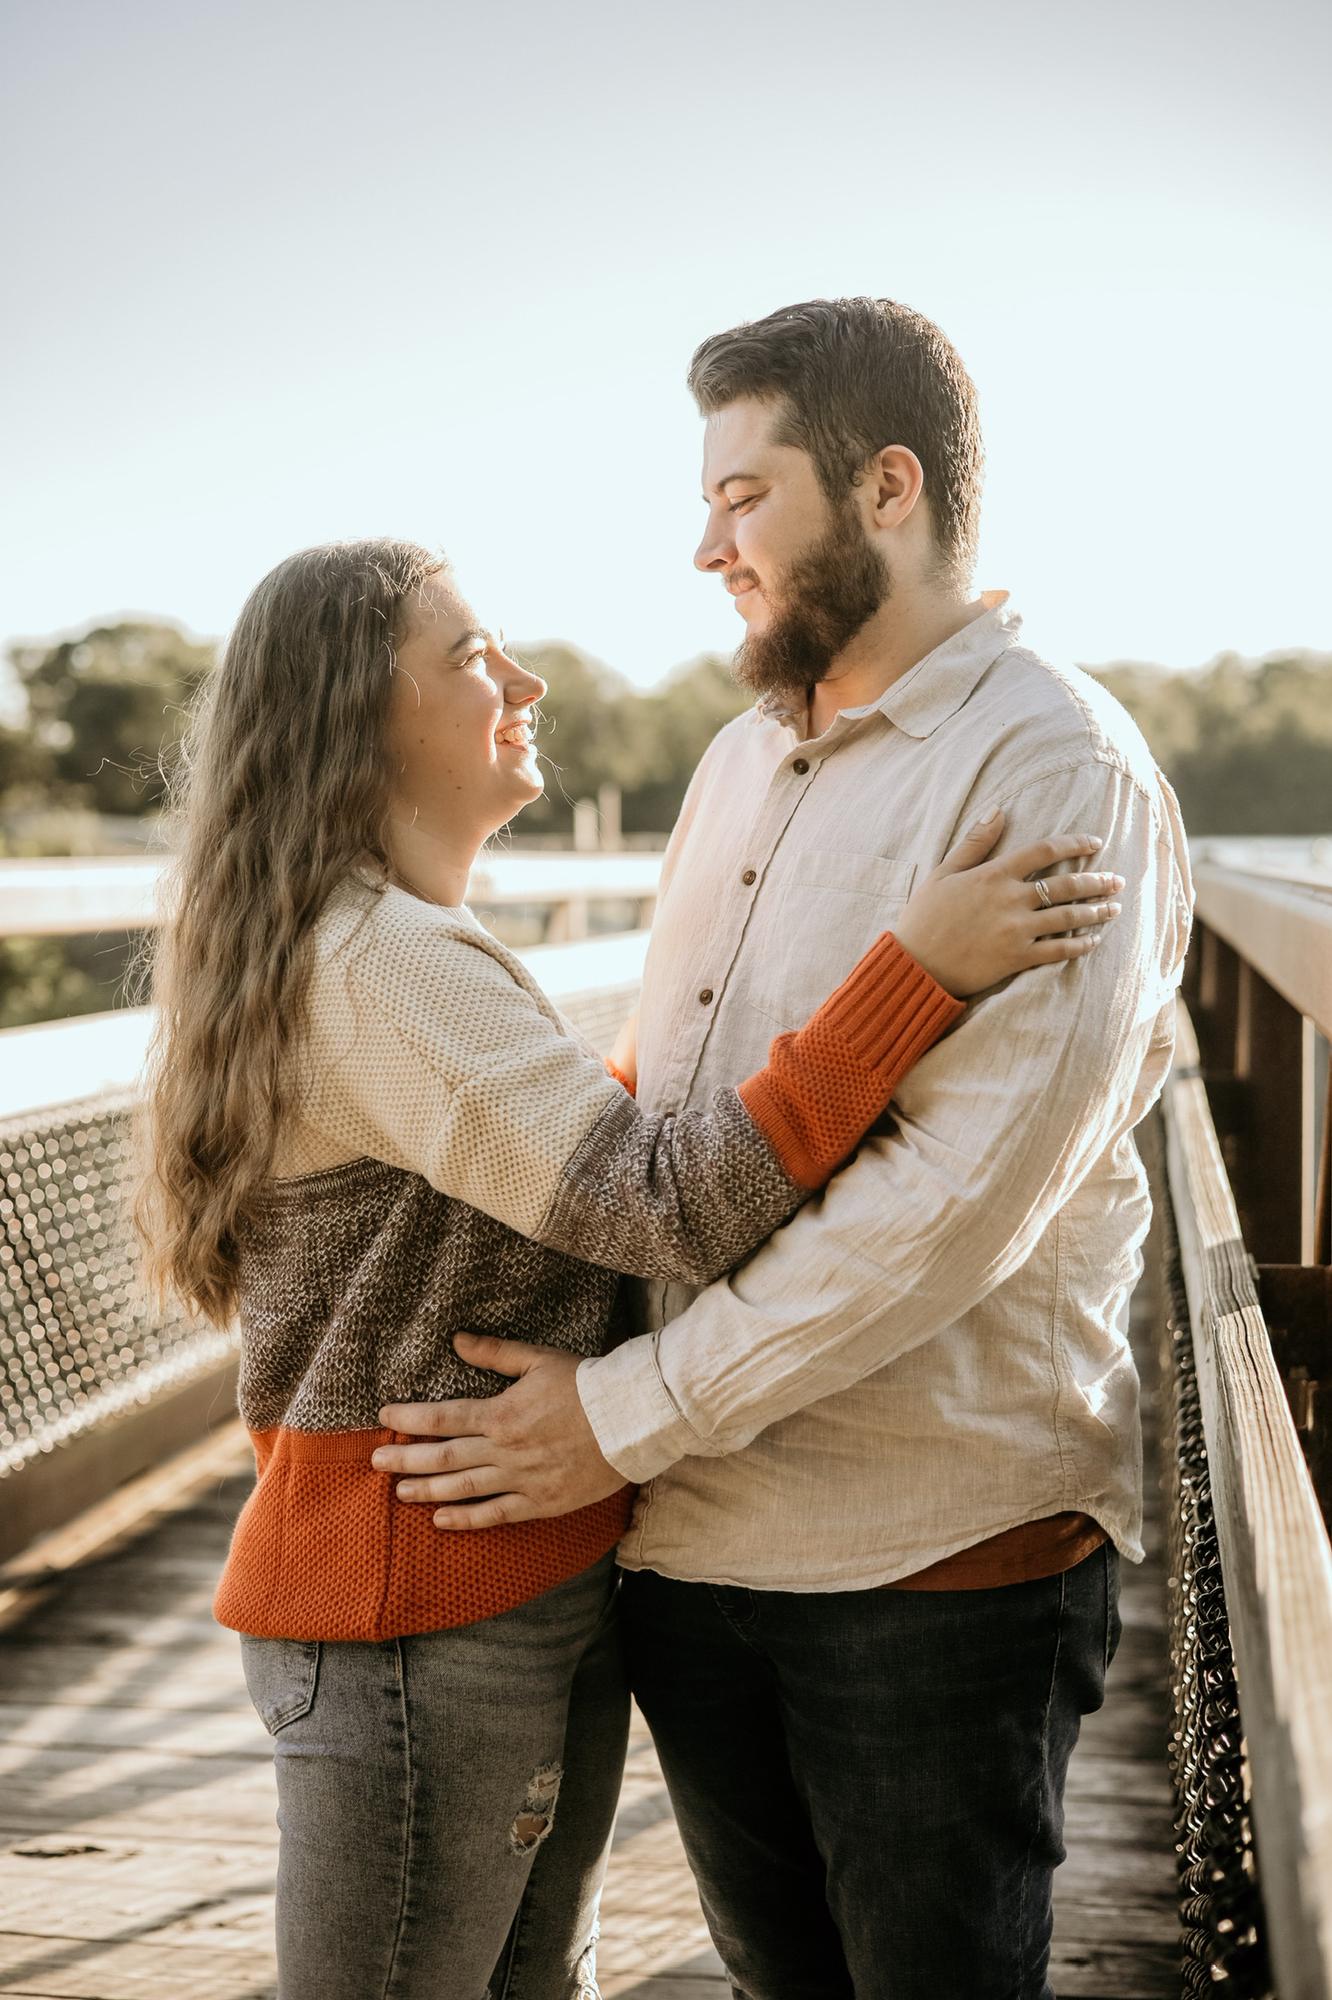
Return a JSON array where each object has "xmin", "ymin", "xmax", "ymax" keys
[{"xmin": 495, "ymin": 716, "xmax": 535, "ymax": 749}]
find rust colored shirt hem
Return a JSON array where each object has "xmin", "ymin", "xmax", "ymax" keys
[{"xmin": 882, "ymin": 1512, "xmax": 1107, "ymax": 1591}]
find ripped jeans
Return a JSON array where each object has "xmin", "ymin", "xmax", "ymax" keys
[{"xmin": 239, "ymin": 1552, "xmax": 627, "ymax": 2000}]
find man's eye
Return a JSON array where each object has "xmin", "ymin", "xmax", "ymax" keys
[{"xmin": 727, "ymin": 496, "xmax": 757, "ymax": 514}]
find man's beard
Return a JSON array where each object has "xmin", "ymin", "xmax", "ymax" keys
[{"xmin": 732, "ymin": 501, "xmax": 891, "ymax": 699}]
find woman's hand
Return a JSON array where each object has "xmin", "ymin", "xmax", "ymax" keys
[{"xmin": 893, "ymin": 810, "xmax": 1125, "ymax": 998}]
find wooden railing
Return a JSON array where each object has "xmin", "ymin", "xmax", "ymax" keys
[
  {"xmin": 1159, "ymin": 852, "xmax": 1332, "ymax": 1997},
  {"xmin": 0, "ymin": 849, "xmax": 664, "ymax": 944}
]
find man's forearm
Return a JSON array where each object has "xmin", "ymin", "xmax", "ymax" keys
[{"xmin": 577, "ymin": 1032, "xmax": 1140, "ymax": 1484}]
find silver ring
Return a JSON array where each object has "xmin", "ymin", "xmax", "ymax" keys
[{"xmin": 1033, "ymin": 879, "xmax": 1053, "ymax": 911}]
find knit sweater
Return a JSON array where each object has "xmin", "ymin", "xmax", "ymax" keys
[{"xmin": 213, "ymin": 878, "xmax": 961, "ymax": 1641}]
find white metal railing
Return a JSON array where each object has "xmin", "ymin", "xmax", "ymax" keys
[
  {"xmin": 0, "ymin": 850, "xmax": 663, "ymax": 941},
  {"xmin": 0, "ymin": 930, "xmax": 650, "ymax": 1124}
]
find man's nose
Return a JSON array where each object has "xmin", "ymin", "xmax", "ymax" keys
[{"xmin": 694, "ymin": 517, "xmax": 736, "ymax": 573}]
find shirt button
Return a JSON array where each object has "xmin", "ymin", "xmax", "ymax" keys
[
  {"xmin": 741, "ymin": 868, "xmax": 757, "ymax": 886},
  {"xmin": 792, "ymin": 757, "xmax": 810, "ymax": 775},
  {"xmin": 698, "ymin": 988, "xmax": 714, "ymax": 1006}
]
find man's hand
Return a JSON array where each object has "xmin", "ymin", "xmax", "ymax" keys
[{"xmin": 374, "ymin": 1334, "xmax": 628, "ymax": 1529}]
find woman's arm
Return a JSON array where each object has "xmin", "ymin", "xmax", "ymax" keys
[
  {"xmin": 531, "ymin": 927, "xmax": 958, "ymax": 1282},
  {"xmin": 311, "ymin": 819, "xmax": 1121, "ymax": 1285}
]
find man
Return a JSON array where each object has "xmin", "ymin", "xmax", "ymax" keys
[{"xmin": 377, "ymin": 297, "xmax": 1193, "ymax": 1997}]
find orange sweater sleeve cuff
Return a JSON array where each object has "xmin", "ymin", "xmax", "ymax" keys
[
  {"xmin": 605, "ymin": 1058, "xmax": 637, "ymax": 1097},
  {"xmin": 736, "ymin": 931, "xmax": 963, "ymax": 1189}
]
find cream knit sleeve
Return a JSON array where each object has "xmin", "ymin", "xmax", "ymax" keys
[{"xmin": 293, "ymin": 885, "xmax": 958, "ymax": 1284}]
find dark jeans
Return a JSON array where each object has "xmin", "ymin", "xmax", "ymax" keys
[{"xmin": 621, "ymin": 1543, "xmax": 1120, "ymax": 2000}]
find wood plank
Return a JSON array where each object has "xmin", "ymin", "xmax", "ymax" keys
[
  {"xmin": 1053, "ymin": 1902, "xmax": 1178, "ymax": 1945},
  {"xmin": 602, "ymin": 1980, "xmax": 726, "ymax": 1999},
  {"xmin": 1056, "ymin": 1755, "xmax": 1173, "ymax": 1806},
  {"xmin": 0, "ymin": 1703, "xmax": 269, "ymax": 1759},
  {"xmin": 4, "ymin": 1605, "xmax": 234, "ymax": 1647},
  {"xmin": 0, "ymin": 1839, "xmax": 273, "ymax": 1950},
  {"xmin": 0, "ymin": 1747, "xmax": 278, "ymax": 1844},
  {"xmin": 0, "ymin": 1825, "xmax": 282, "ymax": 1930},
  {"xmin": 1056, "ymin": 1843, "xmax": 1180, "ymax": 1904},
  {"xmin": 1046, "ymin": 1938, "xmax": 1182, "ymax": 2000},
  {"xmin": 0, "ymin": 1934, "xmax": 275, "ymax": 1999},
  {"xmin": 0, "ymin": 1643, "xmax": 248, "ymax": 1711},
  {"xmin": 0, "ymin": 1427, "xmax": 251, "ymax": 1629}
]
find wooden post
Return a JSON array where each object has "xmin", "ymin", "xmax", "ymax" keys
[
  {"xmin": 1181, "ymin": 917, "xmax": 1202, "ymax": 1012},
  {"xmin": 597, "ymin": 782, "xmax": 622, "ymax": 853},
  {"xmin": 554, "ymin": 801, "xmax": 600, "ymax": 941},
  {"xmin": 1259, "ymin": 1264, "xmax": 1332, "ymax": 1522},
  {"xmin": 1234, "ymin": 969, "xmax": 1305, "ymax": 1266},
  {"xmin": 1311, "ymin": 1040, "xmax": 1331, "ymax": 1267},
  {"xmin": 1197, "ymin": 923, "xmax": 1241, "ymax": 1080}
]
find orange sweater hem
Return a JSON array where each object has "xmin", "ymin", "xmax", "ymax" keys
[{"xmin": 213, "ymin": 1425, "xmax": 633, "ymax": 1642}]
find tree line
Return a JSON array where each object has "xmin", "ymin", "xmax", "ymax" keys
[
  {"xmin": 1, "ymin": 618, "xmax": 1329, "ymax": 1025},
  {"xmin": 5, "ymin": 618, "xmax": 1330, "ymax": 841}
]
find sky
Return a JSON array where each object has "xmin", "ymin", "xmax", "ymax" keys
[{"xmin": 3, "ymin": 0, "xmax": 1329, "ymax": 691}]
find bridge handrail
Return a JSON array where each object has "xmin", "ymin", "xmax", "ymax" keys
[
  {"xmin": 1186, "ymin": 853, "xmax": 1332, "ymax": 1270},
  {"xmin": 0, "ymin": 850, "xmax": 664, "ymax": 937},
  {"xmin": 0, "ymin": 931, "xmax": 649, "ymax": 1561},
  {"xmin": 1162, "ymin": 1002, "xmax": 1332, "ymax": 1998},
  {"xmin": 1193, "ymin": 857, "xmax": 1332, "ymax": 1043}
]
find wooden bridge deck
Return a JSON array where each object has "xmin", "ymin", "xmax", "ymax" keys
[{"xmin": 0, "ymin": 1289, "xmax": 1180, "ymax": 1999}]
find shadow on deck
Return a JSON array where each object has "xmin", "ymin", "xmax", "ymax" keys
[{"xmin": 0, "ymin": 1283, "xmax": 1180, "ymax": 2000}]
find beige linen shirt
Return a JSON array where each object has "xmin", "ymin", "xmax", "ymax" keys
[{"xmin": 576, "ymin": 596, "xmax": 1193, "ymax": 1590}]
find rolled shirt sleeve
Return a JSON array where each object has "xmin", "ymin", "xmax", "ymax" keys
[{"xmin": 577, "ymin": 754, "xmax": 1193, "ymax": 1482}]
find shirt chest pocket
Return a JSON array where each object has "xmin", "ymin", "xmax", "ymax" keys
[{"xmin": 741, "ymin": 847, "xmax": 918, "ymax": 1032}]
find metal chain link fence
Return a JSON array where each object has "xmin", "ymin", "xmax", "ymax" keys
[
  {"xmin": 0, "ymin": 979, "xmax": 639, "ymax": 1488},
  {"xmin": 1156, "ymin": 1164, "xmax": 1274, "ymax": 1995},
  {"xmin": 0, "ymin": 1092, "xmax": 233, "ymax": 1481}
]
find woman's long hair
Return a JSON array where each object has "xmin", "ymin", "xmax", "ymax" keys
[{"xmin": 134, "ymin": 538, "xmax": 446, "ymax": 1324}]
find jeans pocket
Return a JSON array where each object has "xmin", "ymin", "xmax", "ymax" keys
[
  {"xmin": 1103, "ymin": 1545, "xmax": 1123, "ymax": 1679},
  {"xmin": 240, "ymin": 1634, "xmax": 321, "ymax": 1735},
  {"xmin": 582, "ymin": 1555, "xmax": 622, "ymax": 1644}
]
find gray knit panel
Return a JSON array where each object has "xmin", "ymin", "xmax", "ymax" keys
[
  {"xmin": 536, "ymin": 1087, "xmax": 802, "ymax": 1286},
  {"xmin": 236, "ymin": 1159, "xmax": 621, "ymax": 1433}
]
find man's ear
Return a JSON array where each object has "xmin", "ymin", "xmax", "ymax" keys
[{"xmin": 867, "ymin": 444, "xmax": 925, "ymax": 529}]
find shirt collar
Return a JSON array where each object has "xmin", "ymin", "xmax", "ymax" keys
[{"xmin": 758, "ymin": 591, "xmax": 1022, "ymax": 743}]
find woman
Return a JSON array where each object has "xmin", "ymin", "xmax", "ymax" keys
[{"xmin": 136, "ymin": 539, "xmax": 1121, "ymax": 2000}]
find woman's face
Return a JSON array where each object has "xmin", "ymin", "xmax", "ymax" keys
[{"xmin": 386, "ymin": 573, "xmax": 548, "ymax": 841}]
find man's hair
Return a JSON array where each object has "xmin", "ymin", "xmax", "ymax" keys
[{"xmin": 687, "ymin": 297, "xmax": 983, "ymax": 583}]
